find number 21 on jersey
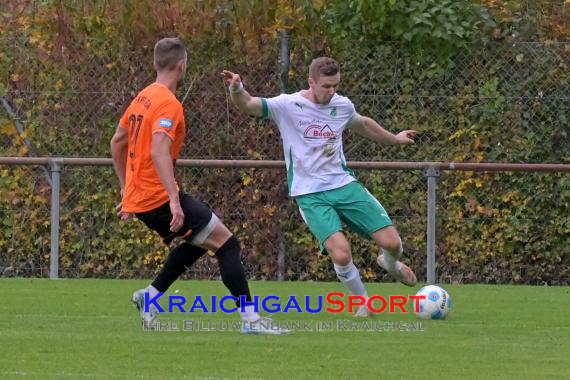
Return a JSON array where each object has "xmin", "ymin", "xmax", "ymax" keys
[{"xmin": 128, "ymin": 114, "xmax": 143, "ymax": 171}]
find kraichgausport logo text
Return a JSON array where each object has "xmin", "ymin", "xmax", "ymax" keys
[{"xmin": 144, "ymin": 292, "xmax": 426, "ymax": 315}]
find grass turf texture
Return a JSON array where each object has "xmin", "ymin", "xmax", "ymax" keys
[{"xmin": 0, "ymin": 279, "xmax": 569, "ymax": 379}]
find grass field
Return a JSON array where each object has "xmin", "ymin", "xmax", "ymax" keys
[{"xmin": 1, "ymin": 279, "xmax": 569, "ymax": 379}]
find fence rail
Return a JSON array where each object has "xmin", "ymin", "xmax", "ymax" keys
[{"xmin": 2, "ymin": 157, "xmax": 569, "ymax": 172}]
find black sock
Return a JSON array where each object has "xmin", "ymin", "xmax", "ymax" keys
[
  {"xmin": 215, "ymin": 236, "xmax": 252, "ymax": 307},
  {"xmin": 151, "ymin": 242, "xmax": 207, "ymax": 292}
]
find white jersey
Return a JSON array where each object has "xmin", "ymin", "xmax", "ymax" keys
[{"xmin": 261, "ymin": 91, "xmax": 359, "ymax": 196}]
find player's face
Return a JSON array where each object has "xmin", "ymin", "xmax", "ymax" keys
[{"xmin": 310, "ymin": 74, "xmax": 340, "ymax": 105}]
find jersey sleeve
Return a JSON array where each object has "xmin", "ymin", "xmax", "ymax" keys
[
  {"xmin": 344, "ymin": 98, "xmax": 362, "ymax": 129},
  {"xmin": 152, "ymin": 99, "xmax": 183, "ymax": 140},
  {"xmin": 260, "ymin": 94, "xmax": 289, "ymax": 120},
  {"xmin": 346, "ymin": 112, "xmax": 363, "ymax": 129},
  {"xmin": 118, "ymin": 107, "xmax": 130, "ymax": 130}
]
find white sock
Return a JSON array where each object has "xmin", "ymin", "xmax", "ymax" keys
[
  {"xmin": 382, "ymin": 241, "xmax": 404, "ymax": 272},
  {"xmin": 381, "ymin": 249, "xmax": 398, "ymax": 271},
  {"xmin": 145, "ymin": 285, "xmax": 160, "ymax": 299},
  {"xmin": 333, "ymin": 261, "xmax": 368, "ymax": 298},
  {"xmin": 240, "ymin": 305, "xmax": 260, "ymax": 323}
]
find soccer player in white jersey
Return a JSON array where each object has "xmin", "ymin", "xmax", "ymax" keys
[{"xmin": 222, "ymin": 57, "xmax": 417, "ymax": 317}]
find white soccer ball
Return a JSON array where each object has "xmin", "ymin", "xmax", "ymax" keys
[{"xmin": 414, "ymin": 285, "xmax": 452, "ymax": 320}]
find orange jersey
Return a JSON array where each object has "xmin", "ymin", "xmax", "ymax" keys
[{"xmin": 119, "ymin": 83, "xmax": 185, "ymax": 212}]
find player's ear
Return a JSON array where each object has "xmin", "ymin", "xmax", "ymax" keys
[{"xmin": 308, "ymin": 77, "xmax": 315, "ymax": 89}]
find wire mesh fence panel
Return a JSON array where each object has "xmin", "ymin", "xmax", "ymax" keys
[
  {"xmin": 436, "ymin": 171, "xmax": 570, "ymax": 285},
  {"xmin": 287, "ymin": 41, "xmax": 569, "ymax": 163},
  {"xmin": 0, "ymin": 165, "xmax": 51, "ymax": 277},
  {"xmin": 57, "ymin": 165, "xmax": 166, "ymax": 278},
  {"xmin": 3, "ymin": 37, "xmax": 567, "ymax": 161}
]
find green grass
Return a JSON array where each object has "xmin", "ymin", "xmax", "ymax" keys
[{"xmin": 0, "ymin": 279, "xmax": 569, "ymax": 379}]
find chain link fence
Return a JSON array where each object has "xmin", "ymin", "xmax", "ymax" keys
[
  {"xmin": 1, "ymin": 35, "xmax": 569, "ymax": 283},
  {"xmin": 2, "ymin": 37, "xmax": 568, "ymax": 160}
]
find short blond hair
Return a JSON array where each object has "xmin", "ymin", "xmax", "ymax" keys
[
  {"xmin": 309, "ymin": 57, "xmax": 340, "ymax": 80},
  {"xmin": 154, "ymin": 37, "xmax": 186, "ymax": 71}
]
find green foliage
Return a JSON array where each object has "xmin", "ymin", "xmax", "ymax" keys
[{"xmin": 320, "ymin": 0, "xmax": 495, "ymax": 60}]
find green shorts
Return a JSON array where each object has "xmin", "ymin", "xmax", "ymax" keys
[{"xmin": 295, "ymin": 181, "xmax": 393, "ymax": 253}]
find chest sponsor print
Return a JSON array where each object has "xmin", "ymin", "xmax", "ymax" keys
[{"xmin": 303, "ymin": 124, "xmax": 338, "ymax": 140}]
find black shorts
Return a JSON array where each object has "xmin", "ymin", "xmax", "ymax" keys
[{"xmin": 135, "ymin": 191, "xmax": 213, "ymax": 245}]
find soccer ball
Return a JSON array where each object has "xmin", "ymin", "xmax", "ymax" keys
[{"xmin": 414, "ymin": 285, "xmax": 452, "ymax": 320}]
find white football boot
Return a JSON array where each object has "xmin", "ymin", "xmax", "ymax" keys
[{"xmin": 132, "ymin": 289, "xmax": 158, "ymax": 326}]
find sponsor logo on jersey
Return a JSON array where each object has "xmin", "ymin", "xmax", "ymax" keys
[
  {"xmin": 303, "ymin": 124, "xmax": 337, "ymax": 140},
  {"xmin": 159, "ymin": 118, "xmax": 173, "ymax": 129}
]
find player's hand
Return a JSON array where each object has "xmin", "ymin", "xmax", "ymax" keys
[
  {"xmin": 116, "ymin": 189, "xmax": 134, "ymax": 220},
  {"xmin": 220, "ymin": 70, "xmax": 242, "ymax": 92},
  {"xmin": 395, "ymin": 130, "xmax": 417, "ymax": 145},
  {"xmin": 169, "ymin": 200, "xmax": 184, "ymax": 232},
  {"xmin": 116, "ymin": 201, "xmax": 134, "ymax": 221}
]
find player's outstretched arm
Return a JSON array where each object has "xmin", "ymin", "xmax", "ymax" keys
[
  {"xmin": 221, "ymin": 70, "xmax": 263, "ymax": 117},
  {"xmin": 351, "ymin": 115, "xmax": 416, "ymax": 145}
]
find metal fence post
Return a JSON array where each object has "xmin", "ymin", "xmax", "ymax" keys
[
  {"xmin": 278, "ymin": 29, "xmax": 289, "ymax": 94},
  {"xmin": 276, "ymin": 29, "xmax": 290, "ymax": 280},
  {"xmin": 424, "ymin": 167, "xmax": 441, "ymax": 285},
  {"xmin": 49, "ymin": 158, "xmax": 62, "ymax": 279},
  {"xmin": 277, "ymin": 231, "xmax": 286, "ymax": 281}
]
